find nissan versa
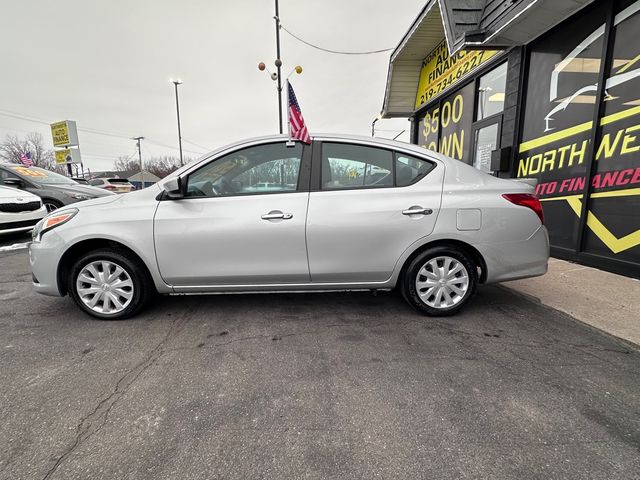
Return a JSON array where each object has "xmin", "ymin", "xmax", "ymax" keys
[{"xmin": 29, "ymin": 135, "xmax": 549, "ymax": 320}]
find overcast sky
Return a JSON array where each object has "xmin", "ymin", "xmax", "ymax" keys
[{"xmin": 0, "ymin": 0, "xmax": 424, "ymax": 171}]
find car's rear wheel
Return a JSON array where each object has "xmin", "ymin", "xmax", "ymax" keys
[
  {"xmin": 68, "ymin": 249, "xmax": 153, "ymax": 320},
  {"xmin": 402, "ymin": 246, "xmax": 478, "ymax": 316}
]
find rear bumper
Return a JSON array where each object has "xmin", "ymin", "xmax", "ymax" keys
[{"xmin": 478, "ymin": 225, "xmax": 549, "ymax": 284}]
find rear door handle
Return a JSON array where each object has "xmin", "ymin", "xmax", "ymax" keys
[
  {"xmin": 402, "ymin": 207, "xmax": 433, "ymax": 216},
  {"xmin": 261, "ymin": 211, "xmax": 293, "ymax": 220}
]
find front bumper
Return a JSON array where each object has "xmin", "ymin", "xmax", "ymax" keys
[
  {"xmin": 29, "ymin": 230, "xmax": 66, "ymax": 297},
  {"xmin": 0, "ymin": 206, "xmax": 47, "ymax": 235}
]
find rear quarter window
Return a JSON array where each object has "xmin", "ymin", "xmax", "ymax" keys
[{"xmin": 395, "ymin": 153, "xmax": 436, "ymax": 187}]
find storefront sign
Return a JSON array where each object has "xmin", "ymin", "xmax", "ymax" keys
[
  {"xmin": 54, "ymin": 148, "xmax": 81, "ymax": 165},
  {"xmin": 417, "ymin": 82, "xmax": 474, "ymax": 163},
  {"xmin": 517, "ymin": 0, "xmax": 639, "ymax": 265},
  {"xmin": 50, "ymin": 120, "xmax": 79, "ymax": 147},
  {"xmin": 415, "ymin": 40, "xmax": 500, "ymax": 108}
]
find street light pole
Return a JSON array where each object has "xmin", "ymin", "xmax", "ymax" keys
[
  {"xmin": 171, "ymin": 79, "xmax": 184, "ymax": 166},
  {"xmin": 371, "ymin": 115, "xmax": 381, "ymax": 137},
  {"xmin": 274, "ymin": 0, "xmax": 283, "ymax": 133},
  {"xmin": 133, "ymin": 136, "xmax": 144, "ymax": 188}
]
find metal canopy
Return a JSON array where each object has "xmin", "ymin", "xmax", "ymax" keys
[
  {"xmin": 381, "ymin": 1, "xmax": 444, "ymax": 118},
  {"xmin": 382, "ymin": 0, "xmax": 596, "ymax": 118}
]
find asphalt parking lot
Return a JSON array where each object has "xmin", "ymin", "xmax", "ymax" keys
[{"xmin": 1, "ymin": 246, "xmax": 639, "ymax": 480}]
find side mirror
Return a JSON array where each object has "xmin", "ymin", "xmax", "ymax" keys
[
  {"xmin": 163, "ymin": 176, "xmax": 184, "ymax": 199},
  {"xmin": 3, "ymin": 178, "xmax": 23, "ymax": 188}
]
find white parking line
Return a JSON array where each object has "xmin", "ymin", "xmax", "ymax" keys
[{"xmin": 0, "ymin": 242, "xmax": 30, "ymax": 252}]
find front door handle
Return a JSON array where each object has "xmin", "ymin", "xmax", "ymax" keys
[
  {"xmin": 261, "ymin": 211, "xmax": 293, "ymax": 220},
  {"xmin": 402, "ymin": 206, "xmax": 433, "ymax": 216}
]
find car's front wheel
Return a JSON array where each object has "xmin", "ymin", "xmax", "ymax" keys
[
  {"xmin": 68, "ymin": 249, "xmax": 153, "ymax": 320},
  {"xmin": 43, "ymin": 199, "xmax": 63, "ymax": 213},
  {"xmin": 402, "ymin": 246, "xmax": 478, "ymax": 316}
]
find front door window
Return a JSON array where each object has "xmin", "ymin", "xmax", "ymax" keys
[{"xmin": 186, "ymin": 143, "xmax": 303, "ymax": 197}]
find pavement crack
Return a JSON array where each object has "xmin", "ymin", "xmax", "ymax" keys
[{"xmin": 40, "ymin": 310, "xmax": 191, "ymax": 480}]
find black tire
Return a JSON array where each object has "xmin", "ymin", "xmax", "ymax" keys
[
  {"xmin": 42, "ymin": 199, "xmax": 63, "ymax": 213},
  {"xmin": 401, "ymin": 246, "xmax": 478, "ymax": 317},
  {"xmin": 67, "ymin": 248, "xmax": 154, "ymax": 320}
]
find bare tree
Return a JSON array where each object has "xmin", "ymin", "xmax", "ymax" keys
[
  {"xmin": 0, "ymin": 132, "xmax": 57, "ymax": 170},
  {"xmin": 112, "ymin": 155, "xmax": 184, "ymax": 179},
  {"xmin": 145, "ymin": 156, "xmax": 182, "ymax": 179},
  {"xmin": 112, "ymin": 156, "xmax": 139, "ymax": 172}
]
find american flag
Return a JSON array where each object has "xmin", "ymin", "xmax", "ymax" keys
[
  {"xmin": 19, "ymin": 152, "xmax": 33, "ymax": 167},
  {"xmin": 287, "ymin": 81, "xmax": 311, "ymax": 144}
]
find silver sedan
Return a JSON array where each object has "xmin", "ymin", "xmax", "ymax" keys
[{"xmin": 29, "ymin": 135, "xmax": 548, "ymax": 320}]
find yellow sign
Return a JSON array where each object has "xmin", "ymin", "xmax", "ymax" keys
[
  {"xmin": 13, "ymin": 166, "xmax": 46, "ymax": 177},
  {"xmin": 55, "ymin": 149, "xmax": 71, "ymax": 164},
  {"xmin": 415, "ymin": 41, "xmax": 500, "ymax": 108},
  {"xmin": 50, "ymin": 120, "xmax": 79, "ymax": 147}
]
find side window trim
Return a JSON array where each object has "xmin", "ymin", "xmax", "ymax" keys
[{"xmin": 183, "ymin": 140, "xmax": 311, "ymax": 199}]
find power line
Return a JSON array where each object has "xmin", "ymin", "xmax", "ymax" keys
[
  {"xmin": 183, "ymin": 138, "xmax": 211, "ymax": 151},
  {"xmin": 146, "ymin": 137, "xmax": 204, "ymax": 156},
  {"xmin": 279, "ymin": 23, "xmax": 393, "ymax": 55},
  {"xmin": 0, "ymin": 108, "xmax": 204, "ymax": 155},
  {"xmin": 0, "ymin": 109, "xmax": 132, "ymax": 140},
  {"xmin": 0, "ymin": 110, "xmax": 51, "ymax": 126}
]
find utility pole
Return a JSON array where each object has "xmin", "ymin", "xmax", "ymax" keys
[
  {"xmin": 274, "ymin": 0, "xmax": 283, "ymax": 133},
  {"xmin": 171, "ymin": 79, "xmax": 184, "ymax": 166},
  {"xmin": 133, "ymin": 136, "xmax": 144, "ymax": 189}
]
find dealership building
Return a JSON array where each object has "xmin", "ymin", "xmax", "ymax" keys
[{"xmin": 382, "ymin": 0, "xmax": 640, "ymax": 278}]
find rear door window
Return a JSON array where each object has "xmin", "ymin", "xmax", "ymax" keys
[
  {"xmin": 320, "ymin": 143, "xmax": 436, "ymax": 189},
  {"xmin": 321, "ymin": 143, "xmax": 393, "ymax": 189}
]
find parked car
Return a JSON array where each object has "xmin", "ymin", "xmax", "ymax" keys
[
  {"xmin": 29, "ymin": 134, "xmax": 549, "ymax": 320},
  {"xmin": 0, "ymin": 185, "xmax": 47, "ymax": 235},
  {"xmin": 0, "ymin": 164, "xmax": 114, "ymax": 212},
  {"xmin": 88, "ymin": 177, "xmax": 135, "ymax": 193},
  {"xmin": 71, "ymin": 177, "xmax": 90, "ymax": 185}
]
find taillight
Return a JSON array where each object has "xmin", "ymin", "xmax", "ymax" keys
[
  {"xmin": 502, "ymin": 193, "xmax": 544, "ymax": 224},
  {"xmin": 104, "ymin": 185, "xmax": 117, "ymax": 190}
]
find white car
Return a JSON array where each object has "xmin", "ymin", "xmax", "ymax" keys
[{"xmin": 0, "ymin": 185, "xmax": 47, "ymax": 235}]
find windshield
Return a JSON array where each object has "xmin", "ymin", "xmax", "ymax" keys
[{"xmin": 7, "ymin": 165, "xmax": 77, "ymax": 185}]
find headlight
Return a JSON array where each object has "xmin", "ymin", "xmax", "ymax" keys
[
  {"xmin": 32, "ymin": 208, "xmax": 79, "ymax": 243},
  {"xmin": 68, "ymin": 193, "xmax": 95, "ymax": 201}
]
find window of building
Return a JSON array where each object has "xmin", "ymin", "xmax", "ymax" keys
[
  {"xmin": 517, "ymin": 0, "xmax": 608, "ymax": 251},
  {"xmin": 583, "ymin": 0, "xmax": 640, "ymax": 264},
  {"xmin": 476, "ymin": 62, "xmax": 508, "ymax": 121},
  {"xmin": 416, "ymin": 82, "xmax": 475, "ymax": 164},
  {"xmin": 417, "ymin": 104, "xmax": 440, "ymax": 153}
]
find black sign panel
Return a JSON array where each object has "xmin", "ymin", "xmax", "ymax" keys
[{"xmin": 517, "ymin": 0, "xmax": 640, "ymax": 268}]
